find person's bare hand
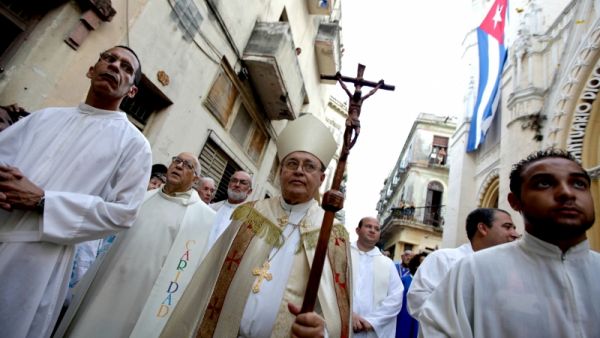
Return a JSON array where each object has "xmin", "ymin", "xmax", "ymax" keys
[
  {"xmin": 360, "ymin": 317, "xmax": 373, "ymax": 331},
  {"xmin": 0, "ymin": 165, "xmax": 24, "ymax": 181},
  {"xmin": 288, "ymin": 303, "xmax": 325, "ymax": 338},
  {"xmin": 0, "ymin": 167, "xmax": 43, "ymax": 211},
  {"xmin": 3, "ymin": 104, "xmax": 26, "ymax": 115},
  {"xmin": 352, "ymin": 312, "xmax": 373, "ymax": 333}
]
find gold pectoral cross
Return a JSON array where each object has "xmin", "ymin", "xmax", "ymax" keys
[{"xmin": 251, "ymin": 261, "xmax": 273, "ymax": 293}]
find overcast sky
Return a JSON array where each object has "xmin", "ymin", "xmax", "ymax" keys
[{"xmin": 336, "ymin": 0, "xmax": 473, "ymax": 238}]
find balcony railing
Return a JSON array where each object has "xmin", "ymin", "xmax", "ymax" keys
[{"xmin": 384, "ymin": 205, "xmax": 445, "ymax": 228}]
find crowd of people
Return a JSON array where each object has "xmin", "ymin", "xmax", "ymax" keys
[{"xmin": 0, "ymin": 45, "xmax": 598, "ymax": 338}]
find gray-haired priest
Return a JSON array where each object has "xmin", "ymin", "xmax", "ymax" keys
[
  {"xmin": 160, "ymin": 114, "xmax": 352, "ymax": 338},
  {"xmin": 55, "ymin": 152, "xmax": 216, "ymax": 337}
]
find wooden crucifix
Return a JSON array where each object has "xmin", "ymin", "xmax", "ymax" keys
[{"xmin": 300, "ymin": 64, "xmax": 394, "ymax": 315}]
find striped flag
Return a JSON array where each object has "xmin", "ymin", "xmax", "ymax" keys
[{"xmin": 466, "ymin": 0, "xmax": 508, "ymax": 152}]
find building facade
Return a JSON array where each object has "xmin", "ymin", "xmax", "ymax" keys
[
  {"xmin": 445, "ymin": 0, "xmax": 600, "ymax": 250},
  {"xmin": 377, "ymin": 113, "xmax": 456, "ymax": 260},
  {"xmin": 0, "ymin": 0, "xmax": 343, "ymax": 201},
  {"xmin": 323, "ymin": 95, "xmax": 348, "ymax": 224}
]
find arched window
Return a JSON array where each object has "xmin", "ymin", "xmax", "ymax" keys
[
  {"xmin": 480, "ymin": 177, "xmax": 499, "ymax": 208},
  {"xmin": 424, "ymin": 181, "xmax": 444, "ymax": 227}
]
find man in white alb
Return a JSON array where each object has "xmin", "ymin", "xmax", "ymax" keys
[
  {"xmin": 0, "ymin": 45, "xmax": 151, "ymax": 338},
  {"xmin": 352, "ymin": 216, "xmax": 403, "ymax": 337},
  {"xmin": 419, "ymin": 149, "xmax": 600, "ymax": 337},
  {"xmin": 207, "ymin": 170, "xmax": 252, "ymax": 246},
  {"xmin": 55, "ymin": 152, "xmax": 215, "ymax": 338},
  {"xmin": 407, "ymin": 208, "xmax": 518, "ymax": 320}
]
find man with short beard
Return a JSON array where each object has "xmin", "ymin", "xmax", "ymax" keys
[
  {"xmin": 419, "ymin": 149, "xmax": 600, "ymax": 337},
  {"xmin": 207, "ymin": 170, "xmax": 253, "ymax": 247}
]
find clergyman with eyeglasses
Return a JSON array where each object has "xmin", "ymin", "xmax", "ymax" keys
[
  {"xmin": 55, "ymin": 152, "xmax": 216, "ymax": 337},
  {"xmin": 206, "ymin": 170, "xmax": 253, "ymax": 247},
  {"xmin": 0, "ymin": 46, "xmax": 152, "ymax": 338},
  {"xmin": 160, "ymin": 114, "xmax": 352, "ymax": 338}
]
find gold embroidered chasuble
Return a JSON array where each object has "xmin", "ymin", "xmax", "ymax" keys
[{"xmin": 159, "ymin": 197, "xmax": 352, "ymax": 337}]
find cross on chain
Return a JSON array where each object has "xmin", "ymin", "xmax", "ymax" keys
[{"xmin": 251, "ymin": 261, "xmax": 272, "ymax": 293}]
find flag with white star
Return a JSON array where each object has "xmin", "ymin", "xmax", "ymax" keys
[{"xmin": 467, "ymin": 0, "xmax": 508, "ymax": 152}]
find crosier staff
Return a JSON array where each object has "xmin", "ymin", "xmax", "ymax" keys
[{"xmin": 300, "ymin": 64, "xmax": 395, "ymax": 315}]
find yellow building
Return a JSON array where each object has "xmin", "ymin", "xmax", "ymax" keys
[{"xmin": 377, "ymin": 113, "xmax": 456, "ymax": 259}]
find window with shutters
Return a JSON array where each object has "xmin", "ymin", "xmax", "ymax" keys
[
  {"xmin": 205, "ymin": 59, "xmax": 270, "ymax": 164},
  {"xmin": 424, "ymin": 181, "xmax": 444, "ymax": 227},
  {"xmin": 0, "ymin": 0, "xmax": 45, "ymax": 72},
  {"xmin": 268, "ymin": 156, "xmax": 279, "ymax": 184},
  {"xmin": 198, "ymin": 138, "xmax": 243, "ymax": 203},
  {"xmin": 429, "ymin": 135, "xmax": 449, "ymax": 165},
  {"xmin": 247, "ymin": 128, "xmax": 267, "ymax": 163},
  {"xmin": 204, "ymin": 66, "xmax": 238, "ymax": 127},
  {"xmin": 120, "ymin": 74, "xmax": 172, "ymax": 130},
  {"xmin": 230, "ymin": 104, "xmax": 252, "ymax": 145}
]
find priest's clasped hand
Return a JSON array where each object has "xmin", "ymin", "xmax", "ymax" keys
[
  {"xmin": 288, "ymin": 302, "xmax": 326, "ymax": 338},
  {"xmin": 352, "ymin": 312, "xmax": 373, "ymax": 333},
  {"xmin": 0, "ymin": 165, "xmax": 44, "ymax": 211}
]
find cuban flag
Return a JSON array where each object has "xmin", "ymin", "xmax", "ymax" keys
[{"xmin": 466, "ymin": 0, "xmax": 508, "ymax": 152}]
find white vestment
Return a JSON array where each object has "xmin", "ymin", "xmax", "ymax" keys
[
  {"xmin": 159, "ymin": 197, "xmax": 352, "ymax": 337},
  {"xmin": 208, "ymin": 199, "xmax": 243, "ymax": 247},
  {"xmin": 407, "ymin": 243, "xmax": 473, "ymax": 319},
  {"xmin": 239, "ymin": 199, "xmax": 312, "ymax": 336},
  {"xmin": 351, "ymin": 242, "xmax": 403, "ymax": 338},
  {"xmin": 0, "ymin": 104, "xmax": 151, "ymax": 338},
  {"xmin": 420, "ymin": 233, "xmax": 600, "ymax": 338},
  {"xmin": 55, "ymin": 188, "xmax": 215, "ymax": 338}
]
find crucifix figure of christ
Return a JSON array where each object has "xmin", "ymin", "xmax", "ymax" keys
[
  {"xmin": 300, "ymin": 64, "xmax": 394, "ymax": 314},
  {"xmin": 324, "ymin": 64, "xmax": 396, "ymax": 157}
]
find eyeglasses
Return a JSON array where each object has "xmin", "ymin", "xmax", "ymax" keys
[
  {"xmin": 98, "ymin": 52, "xmax": 135, "ymax": 75},
  {"xmin": 282, "ymin": 159, "xmax": 321, "ymax": 173},
  {"xmin": 171, "ymin": 157, "xmax": 195, "ymax": 171},
  {"xmin": 230, "ymin": 178, "xmax": 250, "ymax": 186}
]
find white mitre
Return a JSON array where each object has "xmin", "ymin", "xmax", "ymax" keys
[{"xmin": 276, "ymin": 114, "xmax": 338, "ymax": 167}]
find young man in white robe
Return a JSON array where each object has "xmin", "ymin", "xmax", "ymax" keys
[
  {"xmin": 351, "ymin": 216, "xmax": 403, "ymax": 337},
  {"xmin": 207, "ymin": 170, "xmax": 253, "ymax": 246},
  {"xmin": 0, "ymin": 45, "xmax": 151, "ymax": 338},
  {"xmin": 159, "ymin": 114, "xmax": 352, "ymax": 337},
  {"xmin": 420, "ymin": 149, "xmax": 600, "ymax": 337},
  {"xmin": 55, "ymin": 152, "xmax": 215, "ymax": 338},
  {"xmin": 407, "ymin": 208, "xmax": 518, "ymax": 319}
]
